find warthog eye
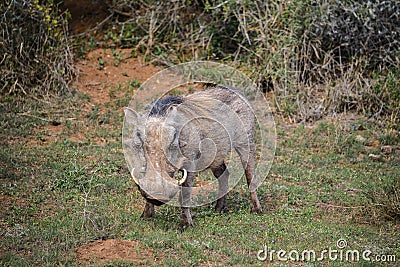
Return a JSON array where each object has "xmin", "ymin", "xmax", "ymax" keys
[{"xmin": 133, "ymin": 130, "xmax": 143, "ymax": 148}]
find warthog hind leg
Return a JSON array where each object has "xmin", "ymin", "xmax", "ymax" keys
[{"xmin": 236, "ymin": 144, "xmax": 263, "ymax": 213}]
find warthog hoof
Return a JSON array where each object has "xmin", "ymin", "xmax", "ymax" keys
[
  {"xmin": 250, "ymin": 206, "xmax": 263, "ymax": 214},
  {"xmin": 141, "ymin": 202, "xmax": 154, "ymax": 218},
  {"xmin": 214, "ymin": 199, "xmax": 228, "ymax": 213}
]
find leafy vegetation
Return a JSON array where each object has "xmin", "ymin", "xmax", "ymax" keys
[{"xmin": 0, "ymin": 0, "xmax": 75, "ymax": 96}]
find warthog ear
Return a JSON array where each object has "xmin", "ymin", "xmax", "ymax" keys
[{"xmin": 124, "ymin": 107, "xmax": 141, "ymax": 126}]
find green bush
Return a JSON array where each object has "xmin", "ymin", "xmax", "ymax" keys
[{"xmin": 0, "ymin": 0, "xmax": 75, "ymax": 97}]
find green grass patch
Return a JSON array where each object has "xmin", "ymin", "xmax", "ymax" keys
[{"xmin": 1, "ymin": 95, "xmax": 399, "ymax": 266}]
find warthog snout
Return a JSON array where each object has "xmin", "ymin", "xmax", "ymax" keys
[{"xmin": 134, "ymin": 168, "xmax": 188, "ymax": 205}]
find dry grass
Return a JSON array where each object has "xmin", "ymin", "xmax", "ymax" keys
[
  {"xmin": 0, "ymin": 0, "xmax": 75, "ymax": 97},
  {"xmin": 3, "ymin": 0, "xmax": 398, "ymax": 123},
  {"xmin": 100, "ymin": 0, "xmax": 399, "ymax": 125}
]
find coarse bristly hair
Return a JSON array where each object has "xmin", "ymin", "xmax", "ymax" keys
[{"xmin": 149, "ymin": 95, "xmax": 184, "ymax": 116}]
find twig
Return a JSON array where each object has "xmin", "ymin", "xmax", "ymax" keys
[
  {"xmin": 111, "ymin": 8, "xmax": 132, "ymax": 17},
  {"xmin": 316, "ymin": 202, "xmax": 365, "ymax": 209},
  {"xmin": 18, "ymin": 111, "xmax": 52, "ymax": 122},
  {"xmin": 81, "ymin": 188, "xmax": 90, "ymax": 231},
  {"xmin": 206, "ymin": 0, "xmax": 230, "ymax": 10}
]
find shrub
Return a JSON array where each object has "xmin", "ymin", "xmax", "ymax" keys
[
  {"xmin": 0, "ymin": 0, "xmax": 75, "ymax": 97},
  {"xmin": 362, "ymin": 174, "xmax": 400, "ymax": 223},
  {"xmin": 102, "ymin": 1, "xmax": 399, "ymax": 123},
  {"xmin": 300, "ymin": 0, "xmax": 400, "ymax": 82}
]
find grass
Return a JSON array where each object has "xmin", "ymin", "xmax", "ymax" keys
[{"xmin": 1, "ymin": 91, "xmax": 399, "ymax": 266}]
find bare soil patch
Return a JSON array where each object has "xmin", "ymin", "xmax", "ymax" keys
[
  {"xmin": 30, "ymin": 48, "xmax": 159, "ymax": 146},
  {"xmin": 76, "ymin": 239, "xmax": 159, "ymax": 265},
  {"xmin": 74, "ymin": 49, "xmax": 159, "ymax": 107}
]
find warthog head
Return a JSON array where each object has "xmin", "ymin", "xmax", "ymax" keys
[{"xmin": 123, "ymin": 105, "xmax": 186, "ymax": 206}]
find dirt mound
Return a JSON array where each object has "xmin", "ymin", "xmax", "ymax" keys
[{"xmin": 76, "ymin": 239, "xmax": 158, "ymax": 265}]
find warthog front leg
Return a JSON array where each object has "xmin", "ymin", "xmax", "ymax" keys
[
  {"xmin": 212, "ymin": 163, "xmax": 228, "ymax": 213},
  {"xmin": 180, "ymin": 171, "xmax": 195, "ymax": 227},
  {"xmin": 141, "ymin": 201, "xmax": 155, "ymax": 218}
]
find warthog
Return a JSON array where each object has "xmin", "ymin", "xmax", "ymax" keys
[{"xmin": 123, "ymin": 86, "xmax": 262, "ymax": 227}]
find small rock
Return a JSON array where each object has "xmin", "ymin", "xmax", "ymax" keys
[
  {"xmin": 356, "ymin": 153, "xmax": 365, "ymax": 162},
  {"xmin": 355, "ymin": 135, "xmax": 366, "ymax": 143},
  {"xmin": 368, "ymin": 153, "xmax": 382, "ymax": 161},
  {"xmin": 381, "ymin": 145, "xmax": 394, "ymax": 154}
]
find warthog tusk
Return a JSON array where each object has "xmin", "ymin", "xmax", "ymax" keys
[
  {"xmin": 130, "ymin": 168, "xmax": 138, "ymax": 184},
  {"xmin": 178, "ymin": 169, "xmax": 187, "ymax": 186}
]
